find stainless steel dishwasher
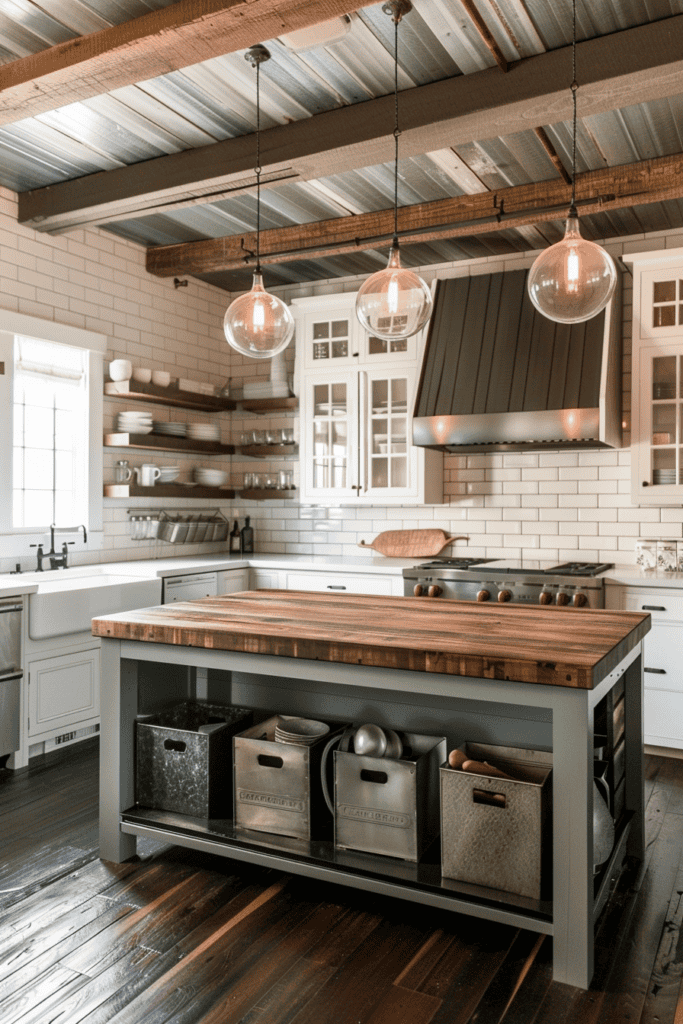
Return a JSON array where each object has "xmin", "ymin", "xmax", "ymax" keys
[
  {"xmin": 0, "ymin": 598, "xmax": 22, "ymax": 757},
  {"xmin": 163, "ymin": 573, "xmax": 218, "ymax": 603}
]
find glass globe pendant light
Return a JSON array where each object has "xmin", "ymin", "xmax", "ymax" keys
[
  {"xmin": 224, "ymin": 46, "xmax": 294, "ymax": 359},
  {"xmin": 355, "ymin": 0, "xmax": 432, "ymax": 341},
  {"xmin": 527, "ymin": 0, "xmax": 616, "ymax": 324}
]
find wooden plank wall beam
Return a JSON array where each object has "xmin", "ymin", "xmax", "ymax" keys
[
  {"xmin": 0, "ymin": 0, "xmax": 377, "ymax": 126},
  {"xmin": 146, "ymin": 151, "xmax": 683, "ymax": 275},
  {"xmin": 19, "ymin": 15, "xmax": 683, "ymax": 234}
]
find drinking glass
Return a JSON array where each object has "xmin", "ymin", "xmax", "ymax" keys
[
  {"xmin": 266, "ymin": 429, "xmax": 280, "ymax": 445},
  {"xmin": 278, "ymin": 470, "xmax": 293, "ymax": 489},
  {"xmin": 243, "ymin": 472, "xmax": 254, "ymax": 489}
]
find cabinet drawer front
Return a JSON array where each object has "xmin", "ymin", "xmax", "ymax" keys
[
  {"xmin": 642, "ymin": 626, "xmax": 683, "ymax": 690},
  {"xmin": 645, "ymin": 689, "xmax": 683, "ymax": 748},
  {"xmin": 623, "ymin": 591, "xmax": 683, "ymax": 622},
  {"xmin": 286, "ymin": 572, "xmax": 394, "ymax": 596}
]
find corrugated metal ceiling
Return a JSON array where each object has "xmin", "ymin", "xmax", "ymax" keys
[{"xmin": 0, "ymin": 0, "xmax": 682, "ymax": 288}]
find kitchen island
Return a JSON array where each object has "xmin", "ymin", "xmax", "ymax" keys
[{"xmin": 93, "ymin": 590, "xmax": 650, "ymax": 990}]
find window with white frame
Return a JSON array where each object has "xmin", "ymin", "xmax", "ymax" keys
[
  {"xmin": 12, "ymin": 337, "xmax": 89, "ymax": 529},
  {"xmin": 0, "ymin": 312, "xmax": 105, "ymax": 554}
]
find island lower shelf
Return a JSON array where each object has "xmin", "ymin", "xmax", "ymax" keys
[{"xmin": 120, "ymin": 804, "xmax": 633, "ymax": 932}]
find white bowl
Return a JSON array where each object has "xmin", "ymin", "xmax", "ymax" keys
[
  {"xmin": 151, "ymin": 370, "xmax": 171, "ymax": 387},
  {"xmin": 109, "ymin": 359, "xmax": 132, "ymax": 382},
  {"xmin": 194, "ymin": 469, "xmax": 228, "ymax": 486},
  {"xmin": 132, "ymin": 367, "xmax": 152, "ymax": 383}
]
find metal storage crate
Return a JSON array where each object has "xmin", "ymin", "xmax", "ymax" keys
[
  {"xmin": 440, "ymin": 742, "xmax": 552, "ymax": 900},
  {"xmin": 233, "ymin": 716, "xmax": 338, "ymax": 841},
  {"xmin": 157, "ymin": 510, "xmax": 229, "ymax": 544},
  {"xmin": 135, "ymin": 701, "xmax": 252, "ymax": 818},
  {"xmin": 334, "ymin": 731, "xmax": 446, "ymax": 862}
]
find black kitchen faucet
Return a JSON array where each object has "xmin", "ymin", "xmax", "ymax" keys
[{"xmin": 30, "ymin": 524, "xmax": 88, "ymax": 571}]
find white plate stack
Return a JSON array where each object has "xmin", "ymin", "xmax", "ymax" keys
[
  {"xmin": 153, "ymin": 421, "xmax": 187, "ymax": 437},
  {"xmin": 187, "ymin": 422, "xmax": 220, "ymax": 442},
  {"xmin": 653, "ymin": 469, "xmax": 677, "ymax": 485},
  {"xmin": 274, "ymin": 718, "xmax": 330, "ymax": 746},
  {"xmin": 179, "ymin": 378, "xmax": 215, "ymax": 395},
  {"xmin": 157, "ymin": 466, "xmax": 180, "ymax": 483},
  {"xmin": 117, "ymin": 411, "xmax": 153, "ymax": 435}
]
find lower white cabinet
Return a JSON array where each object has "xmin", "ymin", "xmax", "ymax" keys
[
  {"xmin": 27, "ymin": 644, "xmax": 100, "ymax": 739},
  {"xmin": 250, "ymin": 569, "xmax": 286, "ymax": 590},
  {"xmin": 606, "ymin": 583, "xmax": 683, "ymax": 748},
  {"xmin": 285, "ymin": 571, "xmax": 396, "ymax": 596},
  {"xmin": 217, "ymin": 569, "xmax": 249, "ymax": 594}
]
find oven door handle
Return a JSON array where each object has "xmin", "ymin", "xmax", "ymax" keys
[{"xmin": 0, "ymin": 670, "xmax": 22, "ymax": 683}]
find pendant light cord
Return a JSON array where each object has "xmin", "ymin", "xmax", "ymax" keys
[
  {"xmin": 570, "ymin": 0, "xmax": 578, "ymax": 214},
  {"xmin": 392, "ymin": 12, "xmax": 400, "ymax": 249},
  {"xmin": 255, "ymin": 58, "xmax": 262, "ymax": 275}
]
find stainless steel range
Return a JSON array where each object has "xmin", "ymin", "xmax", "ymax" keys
[{"xmin": 403, "ymin": 558, "xmax": 614, "ymax": 609}]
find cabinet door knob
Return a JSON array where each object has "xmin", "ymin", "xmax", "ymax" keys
[{"xmin": 642, "ymin": 481, "xmax": 649, "ymax": 487}]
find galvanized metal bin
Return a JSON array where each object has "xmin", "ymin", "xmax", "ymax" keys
[
  {"xmin": 136, "ymin": 701, "xmax": 253, "ymax": 818},
  {"xmin": 334, "ymin": 731, "xmax": 446, "ymax": 862},
  {"xmin": 440, "ymin": 742, "xmax": 552, "ymax": 900},
  {"xmin": 233, "ymin": 716, "xmax": 338, "ymax": 841}
]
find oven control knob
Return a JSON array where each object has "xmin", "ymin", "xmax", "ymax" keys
[
  {"xmin": 413, "ymin": 584, "xmax": 425, "ymax": 597},
  {"xmin": 539, "ymin": 590, "xmax": 553, "ymax": 605},
  {"xmin": 428, "ymin": 585, "xmax": 442, "ymax": 598},
  {"xmin": 477, "ymin": 589, "xmax": 491, "ymax": 602},
  {"xmin": 497, "ymin": 589, "xmax": 512, "ymax": 603},
  {"xmin": 573, "ymin": 591, "xmax": 588, "ymax": 607},
  {"xmin": 556, "ymin": 591, "xmax": 570, "ymax": 606}
]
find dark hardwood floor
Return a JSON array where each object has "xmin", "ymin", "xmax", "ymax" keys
[{"xmin": 2, "ymin": 739, "xmax": 683, "ymax": 1024}]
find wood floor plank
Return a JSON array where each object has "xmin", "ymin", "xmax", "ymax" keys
[
  {"xmin": 11, "ymin": 945, "xmax": 161, "ymax": 1024},
  {"xmin": 364, "ymin": 984, "xmax": 442, "ymax": 1024},
  {"xmin": 636, "ymin": 851, "xmax": 683, "ymax": 1024},
  {"xmin": 0, "ymin": 963, "xmax": 83, "ymax": 1024},
  {"xmin": 287, "ymin": 911, "xmax": 452, "ymax": 1024}
]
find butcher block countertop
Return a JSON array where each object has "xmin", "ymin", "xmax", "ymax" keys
[{"xmin": 92, "ymin": 590, "xmax": 650, "ymax": 690}]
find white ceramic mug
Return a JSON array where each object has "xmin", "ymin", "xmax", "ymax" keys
[
  {"xmin": 134, "ymin": 464, "xmax": 161, "ymax": 487},
  {"xmin": 109, "ymin": 359, "xmax": 132, "ymax": 382}
]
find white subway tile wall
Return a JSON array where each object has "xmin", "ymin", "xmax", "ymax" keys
[{"xmin": 0, "ymin": 180, "xmax": 679, "ymax": 572}]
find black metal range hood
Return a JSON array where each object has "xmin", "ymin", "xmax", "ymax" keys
[{"xmin": 412, "ymin": 269, "xmax": 622, "ymax": 454}]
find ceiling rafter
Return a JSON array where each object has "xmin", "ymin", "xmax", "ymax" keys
[
  {"xmin": 145, "ymin": 151, "xmax": 683, "ymax": 277},
  {"xmin": 19, "ymin": 15, "xmax": 683, "ymax": 235},
  {"xmin": 0, "ymin": 0, "xmax": 378, "ymax": 126}
]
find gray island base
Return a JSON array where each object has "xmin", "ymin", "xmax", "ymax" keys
[{"xmin": 98, "ymin": 623, "xmax": 645, "ymax": 991}]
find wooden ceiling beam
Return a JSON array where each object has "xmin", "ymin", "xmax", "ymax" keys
[
  {"xmin": 0, "ymin": 0, "xmax": 376, "ymax": 126},
  {"xmin": 145, "ymin": 151, "xmax": 683, "ymax": 276},
  {"xmin": 19, "ymin": 14, "xmax": 683, "ymax": 234}
]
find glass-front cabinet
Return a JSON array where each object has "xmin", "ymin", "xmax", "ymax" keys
[
  {"xmin": 293, "ymin": 294, "xmax": 442, "ymax": 506},
  {"xmin": 628, "ymin": 248, "xmax": 683, "ymax": 504}
]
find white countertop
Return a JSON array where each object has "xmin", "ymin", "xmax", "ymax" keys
[
  {"xmin": 603, "ymin": 565, "xmax": 683, "ymax": 587},
  {"xmin": 82, "ymin": 552, "xmax": 424, "ymax": 578},
  {"xmin": 2, "ymin": 554, "xmax": 682, "ymax": 593}
]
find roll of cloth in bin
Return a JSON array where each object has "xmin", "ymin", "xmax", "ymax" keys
[
  {"xmin": 440, "ymin": 743, "xmax": 552, "ymax": 900},
  {"xmin": 136, "ymin": 701, "xmax": 253, "ymax": 818}
]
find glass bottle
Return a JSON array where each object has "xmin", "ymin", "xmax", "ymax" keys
[
  {"xmin": 230, "ymin": 520, "xmax": 241, "ymax": 553},
  {"xmin": 240, "ymin": 516, "xmax": 254, "ymax": 554}
]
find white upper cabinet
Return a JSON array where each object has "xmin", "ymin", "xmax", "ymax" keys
[
  {"xmin": 627, "ymin": 248, "xmax": 683, "ymax": 504},
  {"xmin": 292, "ymin": 293, "xmax": 442, "ymax": 506}
]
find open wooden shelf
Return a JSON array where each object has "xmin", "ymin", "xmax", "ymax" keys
[
  {"xmin": 239, "ymin": 397, "xmax": 298, "ymax": 415},
  {"xmin": 238, "ymin": 488, "xmax": 296, "ymax": 500},
  {"xmin": 104, "ymin": 432, "xmax": 235, "ymax": 455},
  {"xmin": 105, "ymin": 379, "xmax": 236, "ymax": 412},
  {"xmin": 104, "ymin": 483, "xmax": 236, "ymax": 499},
  {"xmin": 238, "ymin": 444, "xmax": 297, "ymax": 458}
]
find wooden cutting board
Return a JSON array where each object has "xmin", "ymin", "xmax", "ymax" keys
[{"xmin": 357, "ymin": 528, "xmax": 463, "ymax": 557}]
